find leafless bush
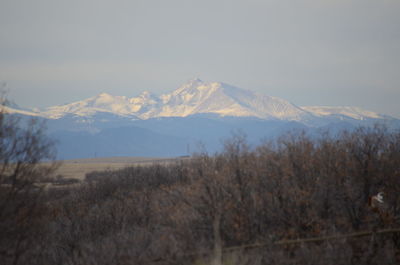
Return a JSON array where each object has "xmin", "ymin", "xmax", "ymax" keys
[
  {"xmin": 0, "ymin": 110, "xmax": 58, "ymax": 265},
  {"xmin": 3, "ymin": 124, "xmax": 400, "ymax": 265}
]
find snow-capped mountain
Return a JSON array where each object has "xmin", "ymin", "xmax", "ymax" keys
[
  {"xmin": 2, "ymin": 79, "xmax": 394, "ymax": 124},
  {"xmin": 156, "ymin": 78, "xmax": 309, "ymax": 120},
  {"xmin": 24, "ymin": 79, "xmax": 313, "ymax": 121}
]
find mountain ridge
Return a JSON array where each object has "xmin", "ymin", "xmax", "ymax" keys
[{"xmin": 3, "ymin": 79, "xmax": 391, "ymax": 122}]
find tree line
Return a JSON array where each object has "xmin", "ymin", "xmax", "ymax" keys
[{"xmin": 1, "ymin": 110, "xmax": 400, "ymax": 264}]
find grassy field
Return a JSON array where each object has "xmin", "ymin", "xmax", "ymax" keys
[{"xmin": 51, "ymin": 156, "xmax": 188, "ymax": 180}]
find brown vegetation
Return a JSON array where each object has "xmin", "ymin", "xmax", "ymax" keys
[
  {"xmin": 0, "ymin": 113, "xmax": 58, "ymax": 265},
  {"xmin": 1, "ymin": 114, "xmax": 400, "ymax": 264}
]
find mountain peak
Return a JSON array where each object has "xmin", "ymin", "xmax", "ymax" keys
[
  {"xmin": 174, "ymin": 78, "xmax": 204, "ymax": 93},
  {"xmin": 188, "ymin": 77, "xmax": 203, "ymax": 84},
  {"xmin": 91, "ymin": 92, "xmax": 123, "ymax": 106},
  {"xmin": 138, "ymin": 90, "xmax": 157, "ymax": 99},
  {"xmin": 172, "ymin": 79, "xmax": 225, "ymax": 97},
  {"xmin": 97, "ymin": 92, "xmax": 112, "ymax": 97}
]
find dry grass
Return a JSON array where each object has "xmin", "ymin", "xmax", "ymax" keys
[{"xmin": 49, "ymin": 156, "xmax": 188, "ymax": 180}]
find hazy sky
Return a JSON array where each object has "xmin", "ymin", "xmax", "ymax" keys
[{"xmin": 1, "ymin": 0, "xmax": 399, "ymax": 117}]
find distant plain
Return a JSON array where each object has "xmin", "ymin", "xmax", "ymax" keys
[{"xmin": 50, "ymin": 156, "xmax": 186, "ymax": 180}]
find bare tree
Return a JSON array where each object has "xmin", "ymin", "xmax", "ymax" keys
[{"xmin": 0, "ymin": 103, "xmax": 58, "ymax": 265}]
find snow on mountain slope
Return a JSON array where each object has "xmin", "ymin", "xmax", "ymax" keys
[
  {"xmin": 302, "ymin": 106, "xmax": 386, "ymax": 120},
  {"xmin": 41, "ymin": 91, "xmax": 159, "ymax": 119},
  {"xmin": 130, "ymin": 91, "xmax": 161, "ymax": 119},
  {"xmin": 157, "ymin": 79, "xmax": 255, "ymax": 117},
  {"xmin": 41, "ymin": 93, "xmax": 141, "ymax": 119},
  {"xmin": 0, "ymin": 99, "xmax": 40, "ymax": 117},
  {"xmin": 157, "ymin": 79, "xmax": 308, "ymax": 120},
  {"xmin": 0, "ymin": 105, "xmax": 40, "ymax": 117}
]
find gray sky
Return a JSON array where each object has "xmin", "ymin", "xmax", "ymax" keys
[{"xmin": 1, "ymin": 0, "xmax": 399, "ymax": 117}]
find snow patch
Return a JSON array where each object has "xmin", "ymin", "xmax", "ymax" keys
[{"xmin": 302, "ymin": 106, "xmax": 383, "ymax": 120}]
